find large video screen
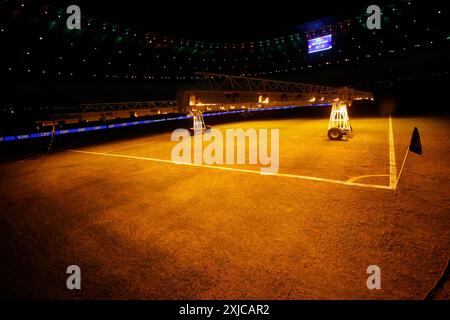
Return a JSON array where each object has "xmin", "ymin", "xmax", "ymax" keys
[{"xmin": 308, "ymin": 34, "xmax": 333, "ymax": 54}]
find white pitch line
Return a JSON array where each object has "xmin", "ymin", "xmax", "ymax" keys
[
  {"xmin": 389, "ymin": 116, "xmax": 397, "ymax": 188},
  {"xmin": 346, "ymin": 174, "xmax": 390, "ymax": 183},
  {"xmin": 102, "ymin": 138, "xmax": 162, "ymax": 154},
  {"xmin": 67, "ymin": 149, "xmax": 393, "ymax": 190}
]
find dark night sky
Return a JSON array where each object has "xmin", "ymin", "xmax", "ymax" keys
[{"xmin": 42, "ymin": 0, "xmax": 380, "ymax": 39}]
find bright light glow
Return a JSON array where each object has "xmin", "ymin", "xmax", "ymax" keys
[
  {"xmin": 195, "ymin": 103, "xmax": 218, "ymax": 106},
  {"xmin": 309, "ymin": 97, "xmax": 316, "ymax": 102},
  {"xmin": 189, "ymin": 95, "xmax": 196, "ymax": 106},
  {"xmin": 258, "ymin": 95, "xmax": 269, "ymax": 104}
]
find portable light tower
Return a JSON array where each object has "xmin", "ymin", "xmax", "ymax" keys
[
  {"xmin": 327, "ymin": 100, "xmax": 352, "ymax": 140},
  {"xmin": 188, "ymin": 109, "xmax": 210, "ymax": 136}
]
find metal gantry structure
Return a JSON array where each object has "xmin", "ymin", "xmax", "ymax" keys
[
  {"xmin": 37, "ymin": 100, "xmax": 179, "ymax": 127},
  {"xmin": 79, "ymin": 100, "xmax": 178, "ymax": 113},
  {"xmin": 180, "ymin": 72, "xmax": 374, "ymax": 139},
  {"xmin": 192, "ymin": 72, "xmax": 339, "ymax": 94},
  {"xmin": 35, "ymin": 72, "xmax": 373, "ymax": 140},
  {"xmin": 179, "ymin": 72, "xmax": 373, "ymax": 112}
]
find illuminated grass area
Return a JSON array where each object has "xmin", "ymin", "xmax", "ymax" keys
[{"xmin": 0, "ymin": 117, "xmax": 449, "ymax": 299}]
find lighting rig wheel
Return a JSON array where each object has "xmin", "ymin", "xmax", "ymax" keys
[{"xmin": 328, "ymin": 127, "xmax": 343, "ymax": 140}]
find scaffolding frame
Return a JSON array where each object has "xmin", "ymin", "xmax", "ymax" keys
[{"xmin": 327, "ymin": 101, "xmax": 352, "ymax": 140}]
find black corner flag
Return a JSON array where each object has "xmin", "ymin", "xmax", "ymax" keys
[
  {"xmin": 409, "ymin": 127, "xmax": 422, "ymax": 155},
  {"xmin": 395, "ymin": 127, "xmax": 423, "ymax": 189}
]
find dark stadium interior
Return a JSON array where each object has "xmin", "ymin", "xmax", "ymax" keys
[
  {"xmin": 1, "ymin": 0, "xmax": 449, "ymax": 135},
  {"xmin": 0, "ymin": 0, "xmax": 449, "ymax": 300}
]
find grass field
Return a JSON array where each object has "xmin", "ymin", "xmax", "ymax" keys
[{"xmin": 0, "ymin": 116, "xmax": 449, "ymax": 299}]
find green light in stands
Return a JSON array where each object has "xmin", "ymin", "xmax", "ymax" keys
[{"xmin": 48, "ymin": 20, "xmax": 57, "ymax": 30}]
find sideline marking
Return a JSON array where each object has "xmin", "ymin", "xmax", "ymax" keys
[
  {"xmin": 389, "ymin": 116, "xmax": 397, "ymax": 188},
  {"xmin": 67, "ymin": 149, "xmax": 393, "ymax": 190},
  {"xmin": 346, "ymin": 174, "xmax": 389, "ymax": 183},
  {"xmin": 103, "ymin": 139, "xmax": 162, "ymax": 154}
]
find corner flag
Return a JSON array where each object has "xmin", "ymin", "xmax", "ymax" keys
[
  {"xmin": 395, "ymin": 127, "xmax": 423, "ymax": 189},
  {"xmin": 409, "ymin": 127, "xmax": 422, "ymax": 155}
]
